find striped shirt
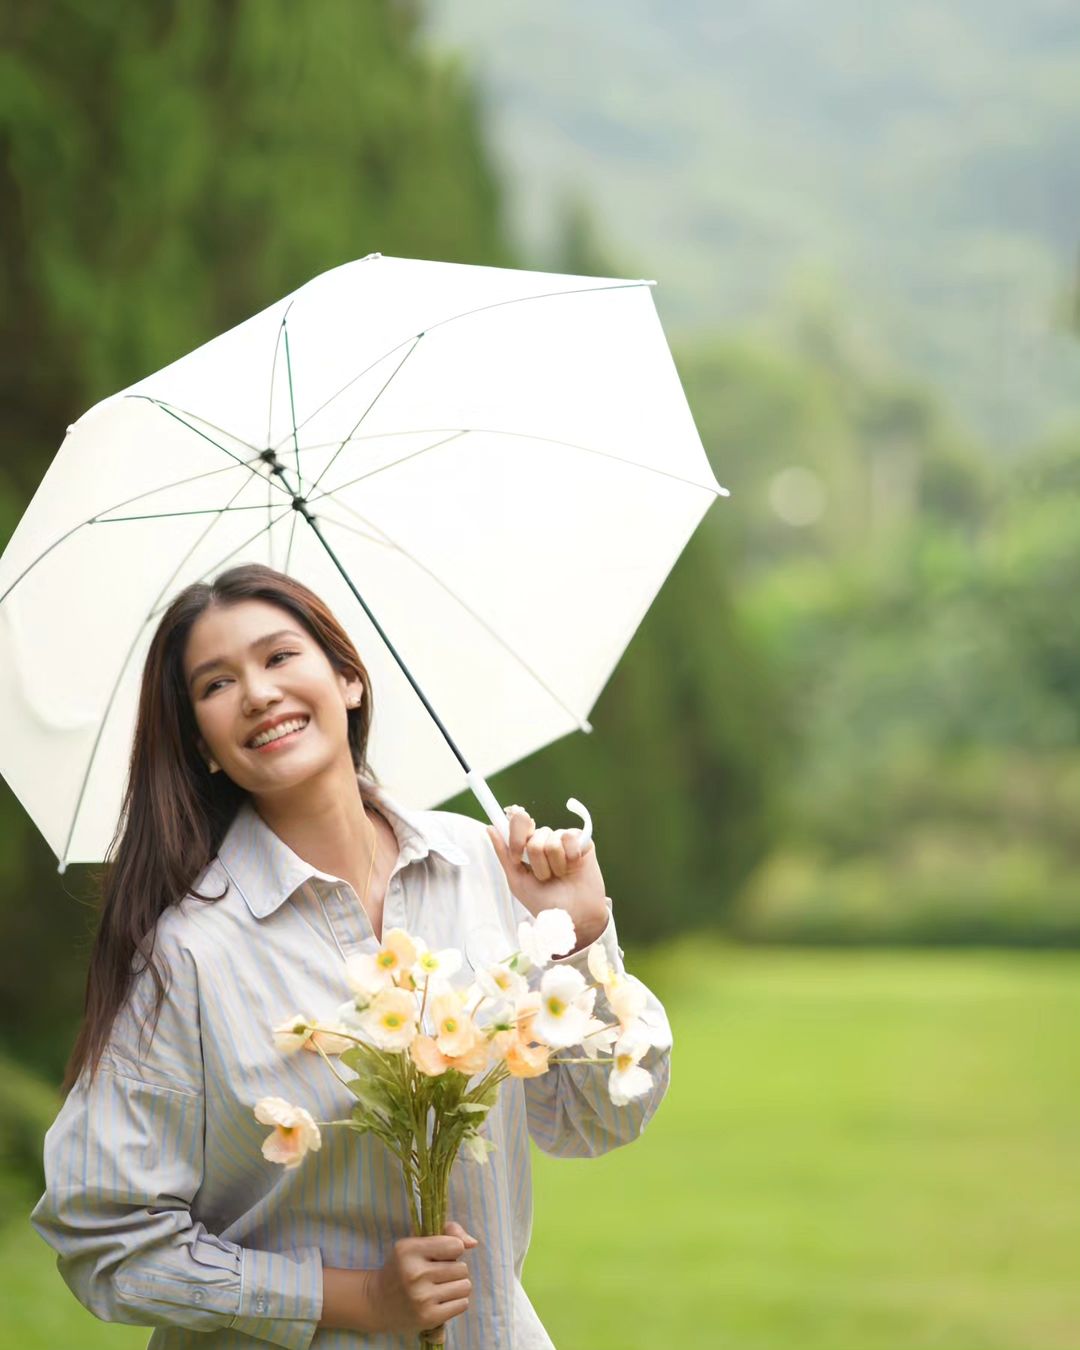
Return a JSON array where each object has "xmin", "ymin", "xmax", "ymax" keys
[{"xmin": 30, "ymin": 778, "xmax": 672, "ymax": 1348}]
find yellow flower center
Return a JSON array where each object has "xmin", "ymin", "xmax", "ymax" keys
[
  {"xmin": 421, "ymin": 953, "xmax": 438, "ymax": 970},
  {"xmin": 616, "ymin": 1053, "xmax": 633, "ymax": 1072},
  {"xmin": 377, "ymin": 952, "xmax": 397, "ymax": 968},
  {"xmin": 280, "ymin": 1125, "xmax": 295, "ymax": 1136},
  {"xmin": 383, "ymin": 1013, "xmax": 403, "ymax": 1029},
  {"xmin": 443, "ymin": 1017, "xmax": 457, "ymax": 1034},
  {"xmin": 546, "ymin": 997, "xmax": 566, "ymax": 1017}
]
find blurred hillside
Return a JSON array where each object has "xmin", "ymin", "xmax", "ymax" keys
[{"xmin": 425, "ymin": 0, "xmax": 1080, "ymax": 446}]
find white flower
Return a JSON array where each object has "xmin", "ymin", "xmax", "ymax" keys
[
  {"xmin": 587, "ymin": 943, "xmax": 653, "ymax": 1035},
  {"xmin": 579, "ymin": 1016, "xmax": 618, "ymax": 1060},
  {"xmin": 345, "ymin": 951, "xmax": 393, "ymax": 1002},
  {"xmin": 630, "ymin": 1000, "xmax": 673, "ymax": 1051},
  {"xmin": 412, "ymin": 938, "xmax": 463, "ymax": 983},
  {"xmin": 476, "ymin": 961, "xmax": 528, "ymax": 1004},
  {"xmin": 517, "ymin": 908, "xmax": 576, "ymax": 971},
  {"xmin": 534, "ymin": 966, "xmax": 596, "ymax": 1049},
  {"xmin": 608, "ymin": 1026, "xmax": 654, "ymax": 1106},
  {"xmin": 272, "ymin": 1013, "xmax": 313, "ymax": 1054}
]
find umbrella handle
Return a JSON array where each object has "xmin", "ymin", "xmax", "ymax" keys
[{"xmin": 466, "ymin": 771, "xmax": 594, "ymax": 866}]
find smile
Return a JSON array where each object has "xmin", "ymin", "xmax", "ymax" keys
[{"xmin": 246, "ymin": 716, "xmax": 310, "ymax": 751}]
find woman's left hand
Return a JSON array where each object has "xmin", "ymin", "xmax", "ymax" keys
[{"xmin": 486, "ymin": 806, "xmax": 610, "ymax": 955}]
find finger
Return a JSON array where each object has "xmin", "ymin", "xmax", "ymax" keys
[
  {"xmin": 433, "ymin": 1278, "xmax": 472, "ymax": 1304},
  {"xmin": 428, "ymin": 1260, "xmax": 470, "ymax": 1283},
  {"xmin": 561, "ymin": 829, "xmax": 593, "ymax": 866},
  {"xmin": 443, "ymin": 1220, "xmax": 479, "ymax": 1248},
  {"xmin": 506, "ymin": 806, "xmax": 535, "ymax": 863},
  {"xmin": 544, "ymin": 828, "xmax": 570, "ymax": 879},
  {"xmin": 416, "ymin": 1235, "xmax": 466, "ymax": 1260},
  {"xmin": 434, "ymin": 1297, "xmax": 470, "ymax": 1324},
  {"xmin": 527, "ymin": 826, "xmax": 554, "ymax": 881},
  {"xmin": 485, "ymin": 825, "xmax": 510, "ymax": 870}
]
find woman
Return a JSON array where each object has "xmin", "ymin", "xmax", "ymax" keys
[{"xmin": 31, "ymin": 563, "xmax": 671, "ymax": 1348}]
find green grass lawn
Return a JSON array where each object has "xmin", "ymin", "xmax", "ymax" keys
[{"xmin": 6, "ymin": 945, "xmax": 1079, "ymax": 1349}]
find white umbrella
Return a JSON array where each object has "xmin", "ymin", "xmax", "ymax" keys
[{"xmin": 0, "ymin": 253, "xmax": 727, "ymax": 869}]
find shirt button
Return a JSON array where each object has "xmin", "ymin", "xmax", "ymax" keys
[
  {"xmin": 255, "ymin": 1296, "xmax": 268, "ymax": 1314},
  {"xmin": 193, "ymin": 1290, "xmax": 205, "ymax": 1304}
]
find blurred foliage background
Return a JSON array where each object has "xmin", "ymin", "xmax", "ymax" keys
[{"xmin": 2, "ymin": 2, "xmax": 1079, "ymax": 1347}]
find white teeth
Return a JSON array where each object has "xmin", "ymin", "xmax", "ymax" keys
[{"xmin": 248, "ymin": 717, "xmax": 308, "ymax": 749}]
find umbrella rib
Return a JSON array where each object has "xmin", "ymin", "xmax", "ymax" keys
[
  {"xmin": 92, "ymin": 504, "xmax": 297, "ymax": 524},
  {"xmin": 315, "ymin": 505, "xmax": 591, "ymax": 732},
  {"xmin": 283, "ymin": 504, "xmax": 300, "ymax": 573},
  {"xmin": 303, "ymin": 426, "xmax": 722, "ymax": 503},
  {"xmin": 305, "ymin": 430, "xmax": 467, "ymax": 501},
  {"xmin": 306, "ymin": 335, "xmax": 424, "ymax": 497},
  {"xmin": 282, "ymin": 316, "xmax": 304, "ymax": 491},
  {"xmin": 135, "ymin": 397, "xmax": 292, "ymax": 494},
  {"xmin": 145, "ymin": 505, "xmax": 297, "ymax": 625},
  {"xmin": 266, "ymin": 301, "xmax": 296, "ymax": 460},
  {"xmin": 269, "ymin": 278, "xmax": 654, "ymax": 452},
  {"xmin": 59, "ymin": 475, "xmax": 264, "ymax": 868},
  {"xmin": 0, "ymin": 456, "xmax": 267, "ymax": 608}
]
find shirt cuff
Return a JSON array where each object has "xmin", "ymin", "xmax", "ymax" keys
[
  {"xmin": 550, "ymin": 900, "xmax": 622, "ymax": 975},
  {"xmin": 230, "ymin": 1245, "xmax": 323, "ymax": 1350}
]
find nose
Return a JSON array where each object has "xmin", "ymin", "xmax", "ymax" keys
[{"xmin": 241, "ymin": 676, "xmax": 283, "ymax": 717}]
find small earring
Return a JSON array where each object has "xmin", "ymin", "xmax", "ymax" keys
[
  {"xmin": 207, "ymin": 758, "xmax": 221, "ymax": 774},
  {"xmin": 348, "ymin": 694, "xmax": 361, "ymax": 708}
]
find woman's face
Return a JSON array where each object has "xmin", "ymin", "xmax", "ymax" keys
[{"xmin": 183, "ymin": 598, "xmax": 363, "ymax": 795}]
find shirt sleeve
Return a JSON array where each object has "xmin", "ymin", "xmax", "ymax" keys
[
  {"xmin": 30, "ymin": 924, "xmax": 323, "ymax": 1349},
  {"xmin": 518, "ymin": 901, "xmax": 673, "ymax": 1159}
]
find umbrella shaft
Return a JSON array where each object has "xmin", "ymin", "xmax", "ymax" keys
[{"xmin": 299, "ymin": 508, "xmax": 471, "ymax": 776}]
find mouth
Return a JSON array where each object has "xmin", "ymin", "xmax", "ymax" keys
[{"xmin": 245, "ymin": 715, "xmax": 310, "ymax": 752}]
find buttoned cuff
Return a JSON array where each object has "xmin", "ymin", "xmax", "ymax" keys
[
  {"xmin": 230, "ymin": 1245, "xmax": 323, "ymax": 1350},
  {"xmin": 550, "ymin": 900, "xmax": 622, "ymax": 975}
]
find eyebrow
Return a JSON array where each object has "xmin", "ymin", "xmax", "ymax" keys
[{"xmin": 188, "ymin": 629, "xmax": 306, "ymax": 690}]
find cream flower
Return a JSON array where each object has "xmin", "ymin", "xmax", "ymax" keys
[
  {"xmin": 410, "ymin": 1034, "xmax": 451, "ymax": 1077},
  {"xmin": 608, "ymin": 1027, "xmax": 654, "ymax": 1106},
  {"xmin": 374, "ymin": 928, "xmax": 418, "ymax": 980},
  {"xmin": 504, "ymin": 1038, "xmax": 550, "ymax": 1078},
  {"xmin": 587, "ymin": 945, "xmax": 650, "ymax": 1032},
  {"xmin": 359, "ymin": 987, "xmax": 418, "ymax": 1050},
  {"xmin": 430, "ymin": 992, "xmax": 479, "ymax": 1059},
  {"xmin": 608, "ymin": 976, "xmax": 648, "ymax": 1030},
  {"xmin": 254, "ymin": 1097, "xmax": 322, "ymax": 1169},
  {"xmin": 534, "ymin": 966, "xmax": 596, "ymax": 1049},
  {"xmin": 516, "ymin": 908, "xmax": 576, "ymax": 971},
  {"xmin": 272, "ymin": 1013, "xmax": 313, "ymax": 1054}
]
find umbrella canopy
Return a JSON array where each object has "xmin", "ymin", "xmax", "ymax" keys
[{"xmin": 0, "ymin": 254, "xmax": 726, "ymax": 868}]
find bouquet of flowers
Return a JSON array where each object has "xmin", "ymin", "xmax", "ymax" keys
[{"xmin": 253, "ymin": 906, "xmax": 669, "ymax": 1346}]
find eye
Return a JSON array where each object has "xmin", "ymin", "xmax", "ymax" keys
[{"xmin": 201, "ymin": 650, "xmax": 298, "ymax": 697}]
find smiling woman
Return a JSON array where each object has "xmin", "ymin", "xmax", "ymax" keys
[{"xmin": 29, "ymin": 562, "xmax": 672, "ymax": 1350}]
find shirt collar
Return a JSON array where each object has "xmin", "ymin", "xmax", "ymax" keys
[{"xmin": 216, "ymin": 773, "xmax": 469, "ymax": 921}]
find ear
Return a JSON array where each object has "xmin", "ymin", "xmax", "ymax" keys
[{"xmin": 339, "ymin": 672, "xmax": 364, "ymax": 709}]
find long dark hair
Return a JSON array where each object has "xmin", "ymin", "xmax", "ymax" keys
[{"xmin": 62, "ymin": 563, "xmax": 377, "ymax": 1094}]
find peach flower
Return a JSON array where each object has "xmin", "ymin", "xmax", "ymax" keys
[{"xmin": 254, "ymin": 1097, "xmax": 322, "ymax": 1169}]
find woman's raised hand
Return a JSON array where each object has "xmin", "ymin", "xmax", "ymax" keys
[{"xmin": 487, "ymin": 805, "xmax": 610, "ymax": 953}]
